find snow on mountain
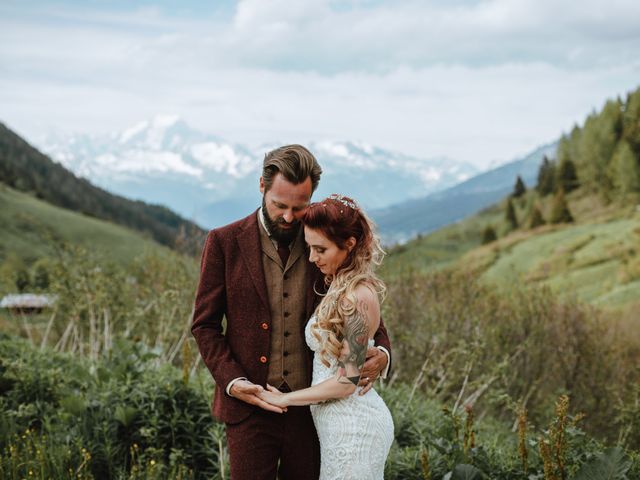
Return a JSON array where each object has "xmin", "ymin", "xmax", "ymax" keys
[{"xmin": 38, "ymin": 116, "xmax": 479, "ymax": 228}]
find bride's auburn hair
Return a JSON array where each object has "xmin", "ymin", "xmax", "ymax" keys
[{"xmin": 302, "ymin": 195, "xmax": 386, "ymax": 367}]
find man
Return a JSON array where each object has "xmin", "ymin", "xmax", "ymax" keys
[{"xmin": 191, "ymin": 145, "xmax": 392, "ymax": 480}]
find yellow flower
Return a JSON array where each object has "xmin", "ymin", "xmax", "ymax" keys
[{"xmin": 150, "ymin": 459, "xmax": 156, "ymax": 466}]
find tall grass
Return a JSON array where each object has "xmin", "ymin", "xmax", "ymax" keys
[
  {"xmin": 2, "ymin": 243, "xmax": 639, "ymax": 477},
  {"xmin": 383, "ymin": 269, "xmax": 640, "ymax": 447},
  {"xmin": 1, "ymin": 244, "xmax": 199, "ymax": 367}
]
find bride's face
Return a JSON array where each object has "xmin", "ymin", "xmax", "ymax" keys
[{"xmin": 305, "ymin": 227, "xmax": 355, "ymax": 275}]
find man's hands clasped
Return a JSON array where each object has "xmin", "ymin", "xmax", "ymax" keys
[
  {"xmin": 232, "ymin": 345, "xmax": 387, "ymax": 411},
  {"xmin": 229, "ymin": 379, "xmax": 287, "ymax": 413}
]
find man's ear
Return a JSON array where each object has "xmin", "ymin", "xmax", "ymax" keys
[
  {"xmin": 346, "ymin": 237, "xmax": 357, "ymax": 253},
  {"xmin": 259, "ymin": 176, "xmax": 265, "ymax": 195}
]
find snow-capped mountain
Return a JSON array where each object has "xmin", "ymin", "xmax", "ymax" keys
[{"xmin": 39, "ymin": 115, "xmax": 479, "ymax": 229}]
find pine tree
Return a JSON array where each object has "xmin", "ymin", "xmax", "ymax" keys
[
  {"xmin": 622, "ymin": 89, "xmax": 640, "ymax": 156},
  {"xmin": 578, "ymin": 100, "xmax": 621, "ymax": 194},
  {"xmin": 512, "ymin": 175, "xmax": 526, "ymax": 198},
  {"xmin": 528, "ymin": 205, "xmax": 546, "ymax": 229},
  {"xmin": 536, "ymin": 156, "xmax": 556, "ymax": 196},
  {"xmin": 505, "ymin": 199, "xmax": 518, "ymax": 230},
  {"xmin": 15, "ymin": 268, "xmax": 30, "ymax": 292},
  {"xmin": 32, "ymin": 261, "xmax": 50, "ymax": 290},
  {"xmin": 557, "ymin": 157, "xmax": 579, "ymax": 193},
  {"xmin": 609, "ymin": 140, "xmax": 640, "ymax": 197},
  {"xmin": 549, "ymin": 190, "xmax": 574, "ymax": 224},
  {"xmin": 481, "ymin": 225, "xmax": 497, "ymax": 244}
]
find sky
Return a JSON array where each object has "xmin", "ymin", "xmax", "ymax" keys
[{"xmin": 1, "ymin": 0, "xmax": 639, "ymax": 168}]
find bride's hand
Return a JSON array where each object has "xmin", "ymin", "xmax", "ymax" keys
[{"xmin": 258, "ymin": 384, "xmax": 290, "ymax": 409}]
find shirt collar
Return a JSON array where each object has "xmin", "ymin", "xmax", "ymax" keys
[{"xmin": 258, "ymin": 207, "xmax": 271, "ymax": 237}]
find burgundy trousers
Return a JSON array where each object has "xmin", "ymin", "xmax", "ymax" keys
[{"xmin": 225, "ymin": 406, "xmax": 320, "ymax": 480}]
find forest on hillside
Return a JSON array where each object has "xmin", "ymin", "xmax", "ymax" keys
[{"xmin": 0, "ymin": 123, "xmax": 205, "ymax": 255}]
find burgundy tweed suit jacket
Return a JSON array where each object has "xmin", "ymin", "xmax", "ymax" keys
[{"xmin": 191, "ymin": 210, "xmax": 392, "ymax": 424}]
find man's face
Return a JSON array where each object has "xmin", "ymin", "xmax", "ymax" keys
[{"xmin": 260, "ymin": 173, "xmax": 313, "ymax": 243}]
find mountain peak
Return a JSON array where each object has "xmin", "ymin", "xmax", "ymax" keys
[
  {"xmin": 151, "ymin": 114, "xmax": 181, "ymax": 129},
  {"xmin": 117, "ymin": 114, "xmax": 194, "ymax": 150}
]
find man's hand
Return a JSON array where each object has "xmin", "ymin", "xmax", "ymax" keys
[
  {"xmin": 358, "ymin": 346, "xmax": 388, "ymax": 395},
  {"xmin": 257, "ymin": 384, "xmax": 290, "ymax": 409},
  {"xmin": 229, "ymin": 380, "xmax": 287, "ymax": 413}
]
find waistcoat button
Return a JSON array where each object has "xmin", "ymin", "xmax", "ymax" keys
[
  {"xmin": 259, "ymin": 356, "xmax": 268, "ymax": 364},
  {"xmin": 261, "ymin": 322, "xmax": 269, "ymax": 330}
]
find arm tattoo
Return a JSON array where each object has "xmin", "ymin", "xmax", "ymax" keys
[{"xmin": 337, "ymin": 301, "xmax": 369, "ymax": 386}]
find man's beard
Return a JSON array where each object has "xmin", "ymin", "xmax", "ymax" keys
[{"xmin": 262, "ymin": 196, "xmax": 300, "ymax": 244}]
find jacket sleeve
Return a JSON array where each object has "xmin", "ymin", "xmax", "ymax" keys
[
  {"xmin": 191, "ymin": 230, "xmax": 247, "ymax": 389},
  {"xmin": 373, "ymin": 316, "xmax": 392, "ymax": 374}
]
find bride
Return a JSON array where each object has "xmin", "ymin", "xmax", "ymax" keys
[{"xmin": 259, "ymin": 194, "xmax": 394, "ymax": 480}]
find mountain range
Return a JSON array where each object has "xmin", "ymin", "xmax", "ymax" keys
[
  {"xmin": 38, "ymin": 115, "xmax": 479, "ymax": 229},
  {"xmin": 372, "ymin": 142, "xmax": 557, "ymax": 243}
]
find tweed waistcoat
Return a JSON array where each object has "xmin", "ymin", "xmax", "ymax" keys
[{"xmin": 259, "ymin": 221, "xmax": 310, "ymax": 391}]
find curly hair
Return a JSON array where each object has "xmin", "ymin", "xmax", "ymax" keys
[{"xmin": 302, "ymin": 195, "xmax": 386, "ymax": 367}]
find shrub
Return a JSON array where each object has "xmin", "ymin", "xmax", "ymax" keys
[{"xmin": 382, "ymin": 270, "xmax": 639, "ymax": 446}]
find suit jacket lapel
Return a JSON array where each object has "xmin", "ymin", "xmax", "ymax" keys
[{"xmin": 237, "ymin": 211, "xmax": 270, "ymax": 312}]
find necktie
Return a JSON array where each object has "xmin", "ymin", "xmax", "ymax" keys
[{"xmin": 277, "ymin": 241, "xmax": 290, "ymax": 267}]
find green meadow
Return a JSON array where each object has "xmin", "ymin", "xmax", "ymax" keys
[{"xmin": 0, "ymin": 184, "xmax": 168, "ymax": 266}]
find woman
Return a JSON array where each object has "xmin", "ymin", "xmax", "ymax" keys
[{"xmin": 259, "ymin": 193, "xmax": 394, "ymax": 480}]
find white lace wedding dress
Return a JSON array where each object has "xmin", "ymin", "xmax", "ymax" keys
[{"xmin": 305, "ymin": 315, "xmax": 394, "ymax": 480}]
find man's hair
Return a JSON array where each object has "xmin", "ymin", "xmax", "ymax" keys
[{"xmin": 262, "ymin": 145, "xmax": 322, "ymax": 193}]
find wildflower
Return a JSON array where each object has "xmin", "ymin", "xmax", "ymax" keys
[
  {"xmin": 463, "ymin": 405, "xmax": 475, "ymax": 456},
  {"xmin": 517, "ymin": 406, "xmax": 528, "ymax": 473},
  {"xmin": 150, "ymin": 459, "xmax": 156, "ymax": 466},
  {"xmin": 538, "ymin": 437, "xmax": 555, "ymax": 480},
  {"xmin": 420, "ymin": 447, "xmax": 431, "ymax": 480}
]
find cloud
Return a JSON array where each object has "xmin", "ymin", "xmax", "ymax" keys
[{"xmin": 0, "ymin": 0, "xmax": 639, "ymax": 168}]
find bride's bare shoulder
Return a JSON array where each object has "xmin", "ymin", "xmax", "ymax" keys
[{"xmin": 352, "ymin": 283, "xmax": 380, "ymax": 329}]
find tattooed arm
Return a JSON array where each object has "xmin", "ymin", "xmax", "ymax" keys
[
  {"xmin": 258, "ymin": 285, "xmax": 379, "ymax": 408},
  {"xmin": 335, "ymin": 298, "xmax": 370, "ymax": 386}
]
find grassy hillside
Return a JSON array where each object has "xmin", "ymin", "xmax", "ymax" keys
[
  {"xmin": 0, "ymin": 122, "xmax": 205, "ymax": 254},
  {"xmin": 464, "ymin": 199, "xmax": 640, "ymax": 309},
  {"xmin": 0, "ymin": 183, "xmax": 169, "ymax": 266},
  {"xmin": 380, "ymin": 203, "xmax": 503, "ymax": 276},
  {"xmin": 382, "ymin": 183, "xmax": 640, "ymax": 311}
]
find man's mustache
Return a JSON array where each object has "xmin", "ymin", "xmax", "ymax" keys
[{"xmin": 275, "ymin": 218, "xmax": 300, "ymax": 226}]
